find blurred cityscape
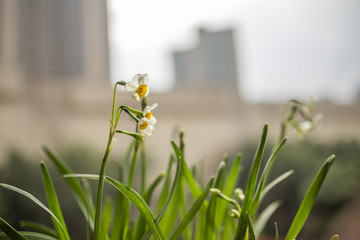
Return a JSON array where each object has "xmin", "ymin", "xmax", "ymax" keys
[{"xmin": 0, "ymin": 1, "xmax": 360, "ymax": 239}]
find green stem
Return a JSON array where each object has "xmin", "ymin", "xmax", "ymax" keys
[
  {"xmin": 128, "ymin": 140, "xmax": 140, "ymax": 188},
  {"xmin": 140, "ymin": 142, "xmax": 146, "ymax": 194},
  {"xmin": 111, "ymin": 81, "xmax": 126, "ymax": 123},
  {"xmin": 94, "ymin": 128, "xmax": 115, "ymax": 240}
]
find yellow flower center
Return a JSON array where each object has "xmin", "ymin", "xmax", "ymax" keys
[
  {"xmin": 145, "ymin": 112, "xmax": 152, "ymax": 120},
  {"xmin": 137, "ymin": 84, "xmax": 148, "ymax": 97},
  {"xmin": 139, "ymin": 121, "xmax": 149, "ymax": 130}
]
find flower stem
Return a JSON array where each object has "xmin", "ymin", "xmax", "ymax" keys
[
  {"xmin": 94, "ymin": 128, "xmax": 114, "ymax": 240},
  {"xmin": 128, "ymin": 140, "xmax": 140, "ymax": 188}
]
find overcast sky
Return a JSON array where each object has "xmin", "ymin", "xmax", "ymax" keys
[{"xmin": 107, "ymin": 0, "xmax": 360, "ymax": 103}]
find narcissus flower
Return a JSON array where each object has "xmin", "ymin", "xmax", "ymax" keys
[
  {"xmin": 143, "ymin": 103, "xmax": 158, "ymax": 123},
  {"xmin": 125, "ymin": 74, "xmax": 149, "ymax": 101},
  {"xmin": 138, "ymin": 103, "xmax": 157, "ymax": 136}
]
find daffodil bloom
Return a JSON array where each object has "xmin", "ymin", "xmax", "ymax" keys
[
  {"xmin": 143, "ymin": 103, "xmax": 158, "ymax": 123},
  {"xmin": 125, "ymin": 74, "xmax": 149, "ymax": 101},
  {"xmin": 138, "ymin": 103, "xmax": 157, "ymax": 136},
  {"xmin": 138, "ymin": 118, "xmax": 155, "ymax": 136}
]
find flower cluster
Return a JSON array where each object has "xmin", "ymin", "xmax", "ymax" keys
[{"xmin": 111, "ymin": 73, "xmax": 158, "ymax": 140}]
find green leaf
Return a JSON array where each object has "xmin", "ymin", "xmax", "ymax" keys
[
  {"xmin": 275, "ymin": 222, "xmax": 279, "ymax": 240},
  {"xmin": 100, "ymin": 197, "xmax": 112, "ymax": 240},
  {"xmin": 155, "ymin": 155, "xmax": 175, "ymax": 214},
  {"xmin": 155, "ymin": 157, "xmax": 182, "ymax": 225},
  {"xmin": 143, "ymin": 172, "xmax": 165, "ymax": 204},
  {"xmin": 260, "ymin": 170, "xmax": 294, "ymax": 201},
  {"xmin": 216, "ymin": 154, "xmax": 242, "ymax": 229},
  {"xmin": 170, "ymin": 141, "xmax": 204, "ymax": 202},
  {"xmin": 63, "ymin": 174, "xmax": 165, "ymax": 240},
  {"xmin": 0, "ymin": 217, "xmax": 27, "ymax": 240},
  {"xmin": 110, "ymin": 165, "xmax": 125, "ymax": 240},
  {"xmin": 40, "ymin": 162, "xmax": 70, "ymax": 240},
  {"xmin": 254, "ymin": 201, "xmax": 281, "ymax": 236},
  {"xmin": 0, "ymin": 184, "xmax": 66, "ymax": 238},
  {"xmin": 284, "ymin": 154, "xmax": 335, "ymax": 240},
  {"xmin": 169, "ymin": 176, "xmax": 214, "ymax": 240},
  {"xmin": 330, "ymin": 234, "xmax": 339, "ymax": 240},
  {"xmin": 105, "ymin": 177, "xmax": 165, "ymax": 240},
  {"xmin": 135, "ymin": 172, "xmax": 164, "ymax": 239},
  {"xmin": 0, "ymin": 232, "xmax": 58, "ymax": 240},
  {"xmin": 19, "ymin": 221, "xmax": 57, "ymax": 238},
  {"xmin": 246, "ymin": 213, "xmax": 256, "ymax": 240},
  {"xmin": 251, "ymin": 138, "xmax": 287, "ymax": 218},
  {"xmin": 235, "ymin": 123, "xmax": 268, "ymax": 240},
  {"xmin": 205, "ymin": 160, "xmax": 227, "ymax": 239},
  {"xmin": 42, "ymin": 146, "xmax": 95, "ymax": 229}
]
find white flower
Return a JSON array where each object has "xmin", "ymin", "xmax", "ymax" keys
[
  {"xmin": 143, "ymin": 103, "xmax": 158, "ymax": 124},
  {"xmin": 125, "ymin": 74, "xmax": 149, "ymax": 101},
  {"xmin": 138, "ymin": 103, "xmax": 158, "ymax": 136},
  {"xmin": 138, "ymin": 118, "xmax": 155, "ymax": 136},
  {"xmin": 296, "ymin": 121, "xmax": 312, "ymax": 137}
]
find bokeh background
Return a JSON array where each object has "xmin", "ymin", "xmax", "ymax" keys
[{"xmin": 0, "ymin": 0, "xmax": 359, "ymax": 239}]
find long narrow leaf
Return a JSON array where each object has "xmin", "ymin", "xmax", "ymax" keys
[
  {"xmin": 0, "ymin": 217, "xmax": 27, "ymax": 240},
  {"xmin": 235, "ymin": 124, "xmax": 268, "ymax": 240},
  {"xmin": 42, "ymin": 146, "xmax": 95, "ymax": 229},
  {"xmin": 216, "ymin": 154, "xmax": 242, "ymax": 229},
  {"xmin": 100, "ymin": 197, "xmax": 112, "ymax": 240},
  {"xmin": 0, "ymin": 232, "xmax": 58, "ymax": 240},
  {"xmin": 285, "ymin": 154, "xmax": 335, "ymax": 240},
  {"xmin": 246, "ymin": 213, "xmax": 256, "ymax": 240},
  {"xmin": 170, "ymin": 141, "xmax": 204, "ymax": 201},
  {"xmin": 0, "ymin": 184, "xmax": 65, "ymax": 236},
  {"xmin": 40, "ymin": 162, "xmax": 70, "ymax": 240},
  {"xmin": 260, "ymin": 170, "xmax": 294, "ymax": 201},
  {"xmin": 134, "ymin": 172, "xmax": 164, "ymax": 239},
  {"xmin": 105, "ymin": 177, "xmax": 165, "ymax": 240},
  {"xmin": 169, "ymin": 177, "xmax": 214, "ymax": 240},
  {"xmin": 250, "ymin": 138, "xmax": 287, "ymax": 218},
  {"xmin": 63, "ymin": 174, "xmax": 165, "ymax": 240},
  {"xmin": 254, "ymin": 201, "xmax": 281, "ymax": 236},
  {"xmin": 19, "ymin": 221, "xmax": 57, "ymax": 238}
]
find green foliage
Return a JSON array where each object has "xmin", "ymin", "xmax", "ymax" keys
[{"xmin": 0, "ymin": 90, "xmax": 340, "ymax": 239}]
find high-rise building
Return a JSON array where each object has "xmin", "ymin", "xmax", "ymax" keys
[
  {"xmin": 0, "ymin": 0, "xmax": 109, "ymax": 95},
  {"xmin": 173, "ymin": 27, "xmax": 239, "ymax": 94}
]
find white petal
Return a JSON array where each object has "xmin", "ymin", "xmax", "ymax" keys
[
  {"xmin": 142, "ymin": 124, "xmax": 155, "ymax": 136},
  {"xmin": 149, "ymin": 116, "xmax": 157, "ymax": 124},
  {"xmin": 138, "ymin": 74, "xmax": 149, "ymax": 85},
  {"xmin": 144, "ymin": 103, "xmax": 158, "ymax": 112},
  {"xmin": 125, "ymin": 81, "xmax": 138, "ymax": 93}
]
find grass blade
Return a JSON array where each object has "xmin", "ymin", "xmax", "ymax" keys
[
  {"xmin": 0, "ymin": 232, "xmax": 58, "ymax": 240},
  {"xmin": 284, "ymin": 154, "xmax": 335, "ymax": 240},
  {"xmin": 0, "ymin": 184, "xmax": 66, "ymax": 238},
  {"xmin": 40, "ymin": 161, "xmax": 70, "ymax": 240},
  {"xmin": 235, "ymin": 123, "xmax": 268, "ymax": 240},
  {"xmin": 260, "ymin": 170, "xmax": 294, "ymax": 201},
  {"xmin": 250, "ymin": 138, "xmax": 287, "ymax": 218},
  {"xmin": 246, "ymin": 213, "xmax": 256, "ymax": 240},
  {"xmin": 254, "ymin": 201, "xmax": 281, "ymax": 236},
  {"xmin": 105, "ymin": 176, "xmax": 165, "ymax": 240},
  {"xmin": 42, "ymin": 146, "xmax": 95, "ymax": 229},
  {"xmin": 143, "ymin": 172, "xmax": 165, "ymax": 204},
  {"xmin": 100, "ymin": 197, "xmax": 112, "ymax": 240},
  {"xmin": 134, "ymin": 172, "xmax": 164, "ymax": 239},
  {"xmin": 170, "ymin": 141, "xmax": 204, "ymax": 201},
  {"xmin": 169, "ymin": 176, "xmax": 214, "ymax": 240},
  {"xmin": 0, "ymin": 217, "xmax": 27, "ymax": 240},
  {"xmin": 19, "ymin": 221, "xmax": 57, "ymax": 238},
  {"xmin": 64, "ymin": 174, "xmax": 165, "ymax": 240}
]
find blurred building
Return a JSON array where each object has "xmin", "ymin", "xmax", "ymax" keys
[
  {"xmin": 173, "ymin": 27, "xmax": 239, "ymax": 94},
  {"xmin": 0, "ymin": 0, "xmax": 110, "ymax": 99}
]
